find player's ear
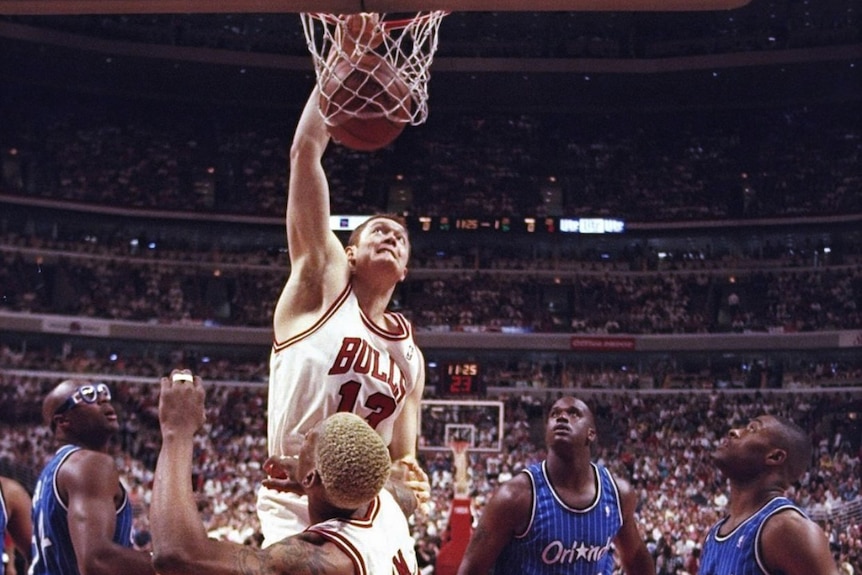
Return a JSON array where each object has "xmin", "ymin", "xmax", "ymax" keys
[
  {"xmin": 302, "ymin": 469, "xmax": 321, "ymax": 490},
  {"xmin": 765, "ymin": 448, "xmax": 787, "ymax": 468},
  {"xmin": 345, "ymin": 245, "xmax": 357, "ymax": 270}
]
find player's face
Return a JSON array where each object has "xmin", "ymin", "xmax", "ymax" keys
[
  {"xmin": 712, "ymin": 415, "xmax": 779, "ymax": 477},
  {"xmin": 545, "ymin": 397, "xmax": 595, "ymax": 449},
  {"xmin": 351, "ymin": 218, "xmax": 410, "ymax": 281},
  {"xmin": 53, "ymin": 381, "xmax": 120, "ymax": 436}
]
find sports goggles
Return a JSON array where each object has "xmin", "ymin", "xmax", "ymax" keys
[{"xmin": 53, "ymin": 383, "xmax": 112, "ymax": 416}]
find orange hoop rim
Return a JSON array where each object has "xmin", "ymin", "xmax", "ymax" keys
[{"xmin": 310, "ymin": 11, "xmax": 449, "ymax": 32}]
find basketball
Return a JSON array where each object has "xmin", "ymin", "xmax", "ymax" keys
[{"xmin": 320, "ymin": 55, "xmax": 412, "ymax": 151}]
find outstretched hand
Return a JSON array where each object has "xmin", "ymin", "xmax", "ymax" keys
[{"xmin": 158, "ymin": 369, "xmax": 206, "ymax": 436}]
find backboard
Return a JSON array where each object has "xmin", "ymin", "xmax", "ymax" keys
[{"xmin": 420, "ymin": 399, "xmax": 504, "ymax": 453}]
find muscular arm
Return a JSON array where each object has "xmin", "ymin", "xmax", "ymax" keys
[
  {"xmin": 611, "ymin": 478, "xmax": 654, "ymax": 575},
  {"xmin": 274, "ymin": 86, "xmax": 348, "ymax": 341},
  {"xmin": 153, "ymin": 374, "xmax": 353, "ymax": 575},
  {"xmin": 60, "ymin": 452, "xmax": 155, "ymax": 575},
  {"xmin": 388, "ymin": 358, "xmax": 424, "ymax": 463},
  {"xmin": 456, "ymin": 473, "xmax": 532, "ymax": 575},
  {"xmin": 388, "ymin": 361, "xmax": 430, "ymax": 507},
  {"xmin": 0, "ymin": 476, "xmax": 32, "ymax": 565},
  {"xmin": 760, "ymin": 510, "xmax": 840, "ymax": 575}
]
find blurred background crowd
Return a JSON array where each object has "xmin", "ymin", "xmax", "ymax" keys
[{"xmin": 1, "ymin": 0, "xmax": 860, "ymax": 573}]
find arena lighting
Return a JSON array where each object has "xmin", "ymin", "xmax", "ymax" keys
[{"xmin": 559, "ymin": 217, "xmax": 625, "ymax": 234}]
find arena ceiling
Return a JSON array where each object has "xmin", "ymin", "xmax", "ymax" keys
[
  {"xmin": 0, "ymin": 0, "xmax": 752, "ymax": 14},
  {"xmin": 0, "ymin": 3, "xmax": 859, "ymax": 114}
]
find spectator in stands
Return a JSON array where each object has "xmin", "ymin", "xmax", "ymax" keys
[
  {"xmin": 457, "ymin": 396, "xmax": 654, "ymax": 575},
  {"xmin": 698, "ymin": 414, "xmax": 839, "ymax": 575},
  {"xmin": 29, "ymin": 379, "xmax": 156, "ymax": 575},
  {"xmin": 1, "ymin": 475, "xmax": 31, "ymax": 575},
  {"xmin": 257, "ymin": 83, "xmax": 429, "ymax": 546},
  {"xmin": 151, "ymin": 370, "xmax": 420, "ymax": 575}
]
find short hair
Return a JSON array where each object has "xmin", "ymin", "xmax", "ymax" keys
[
  {"xmin": 771, "ymin": 415, "xmax": 812, "ymax": 482},
  {"xmin": 316, "ymin": 412, "xmax": 391, "ymax": 509},
  {"xmin": 346, "ymin": 214, "xmax": 408, "ymax": 249}
]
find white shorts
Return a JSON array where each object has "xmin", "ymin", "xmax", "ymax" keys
[{"xmin": 256, "ymin": 485, "xmax": 311, "ymax": 547}]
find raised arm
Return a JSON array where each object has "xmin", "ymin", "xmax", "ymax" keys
[
  {"xmin": 152, "ymin": 371, "xmax": 354, "ymax": 575},
  {"xmin": 274, "ymin": 86, "xmax": 351, "ymax": 342}
]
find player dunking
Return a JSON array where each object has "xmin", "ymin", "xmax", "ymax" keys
[{"xmin": 256, "ymin": 84, "xmax": 429, "ymax": 546}]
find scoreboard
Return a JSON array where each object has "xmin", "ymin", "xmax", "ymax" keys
[{"xmin": 438, "ymin": 361, "xmax": 483, "ymax": 396}]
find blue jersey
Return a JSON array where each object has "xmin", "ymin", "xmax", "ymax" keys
[
  {"xmin": 29, "ymin": 444, "xmax": 134, "ymax": 575},
  {"xmin": 699, "ymin": 496, "xmax": 806, "ymax": 575},
  {"xmin": 1, "ymin": 479, "xmax": 8, "ymax": 567},
  {"xmin": 494, "ymin": 461, "xmax": 624, "ymax": 575}
]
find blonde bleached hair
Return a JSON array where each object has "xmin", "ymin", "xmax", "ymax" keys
[{"xmin": 316, "ymin": 412, "xmax": 391, "ymax": 509}]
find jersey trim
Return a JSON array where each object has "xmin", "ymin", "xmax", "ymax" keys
[
  {"xmin": 359, "ymin": 305, "xmax": 410, "ymax": 340},
  {"xmin": 543, "ymin": 461, "xmax": 603, "ymax": 514},
  {"xmin": 273, "ymin": 283, "xmax": 353, "ymax": 352},
  {"xmin": 305, "ymin": 496, "xmax": 384, "ymax": 575}
]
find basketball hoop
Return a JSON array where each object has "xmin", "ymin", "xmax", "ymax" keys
[{"xmin": 300, "ymin": 11, "xmax": 448, "ymax": 127}]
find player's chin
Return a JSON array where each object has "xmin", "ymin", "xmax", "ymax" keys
[{"xmin": 368, "ymin": 258, "xmax": 406, "ymax": 278}]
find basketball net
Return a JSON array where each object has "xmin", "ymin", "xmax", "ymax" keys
[
  {"xmin": 300, "ymin": 11, "xmax": 447, "ymax": 127},
  {"xmin": 449, "ymin": 439, "xmax": 471, "ymax": 498}
]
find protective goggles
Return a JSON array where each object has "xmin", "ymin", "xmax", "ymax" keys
[{"xmin": 53, "ymin": 383, "xmax": 112, "ymax": 417}]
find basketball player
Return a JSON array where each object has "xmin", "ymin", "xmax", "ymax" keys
[
  {"xmin": 29, "ymin": 380, "xmax": 155, "ymax": 575},
  {"xmin": 152, "ymin": 370, "xmax": 420, "ymax": 575},
  {"xmin": 256, "ymin": 83, "xmax": 429, "ymax": 545},
  {"xmin": 457, "ymin": 396, "xmax": 654, "ymax": 575},
  {"xmin": 1, "ymin": 475, "xmax": 31, "ymax": 575},
  {"xmin": 698, "ymin": 414, "xmax": 839, "ymax": 575}
]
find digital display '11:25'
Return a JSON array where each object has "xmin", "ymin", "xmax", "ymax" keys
[{"xmin": 441, "ymin": 362, "xmax": 482, "ymax": 395}]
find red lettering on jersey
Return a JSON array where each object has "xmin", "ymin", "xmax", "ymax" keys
[
  {"xmin": 392, "ymin": 549, "xmax": 416, "ymax": 575},
  {"xmin": 388, "ymin": 363, "xmax": 407, "ymax": 401},
  {"xmin": 353, "ymin": 339, "xmax": 371, "ymax": 375},
  {"xmin": 329, "ymin": 337, "xmax": 408, "ymax": 401},
  {"xmin": 328, "ymin": 338, "xmax": 362, "ymax": 375},
  {"xmin": 371, "ymin": 348, "xmax": 388, "ymax": 382}
]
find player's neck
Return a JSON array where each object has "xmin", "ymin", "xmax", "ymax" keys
[
  {"xmin": 547, "ymin": 454, "xmax": 594, "ymax": 490},
  {"xmin": 352, "ymin": 279, "xmax": 396, "ymax": 324},
  {"xmin": 727, "ymin": 481, "xmax": 786, "ymax": 523}
]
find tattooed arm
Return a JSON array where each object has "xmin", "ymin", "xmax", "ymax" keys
[
  {"xmin": 152, "ymin": 372, "xmax": 354, "ymax": 575},
  {"xmin": 228, "ymin": 532, "xmax": 353, "ymax": 575}
]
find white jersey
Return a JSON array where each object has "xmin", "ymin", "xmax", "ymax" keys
[
  {"xmin": 258, "ymin": 283, "xmax": 424, "ymax": 544},
  {"xmin": 307, "ymin": 489, "xmax": 419, "ymax": 575}
]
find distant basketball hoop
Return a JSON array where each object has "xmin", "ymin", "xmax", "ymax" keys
[{"xmin": 301, "ymin": 11, "xmax": 448, "ymax": 128}]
